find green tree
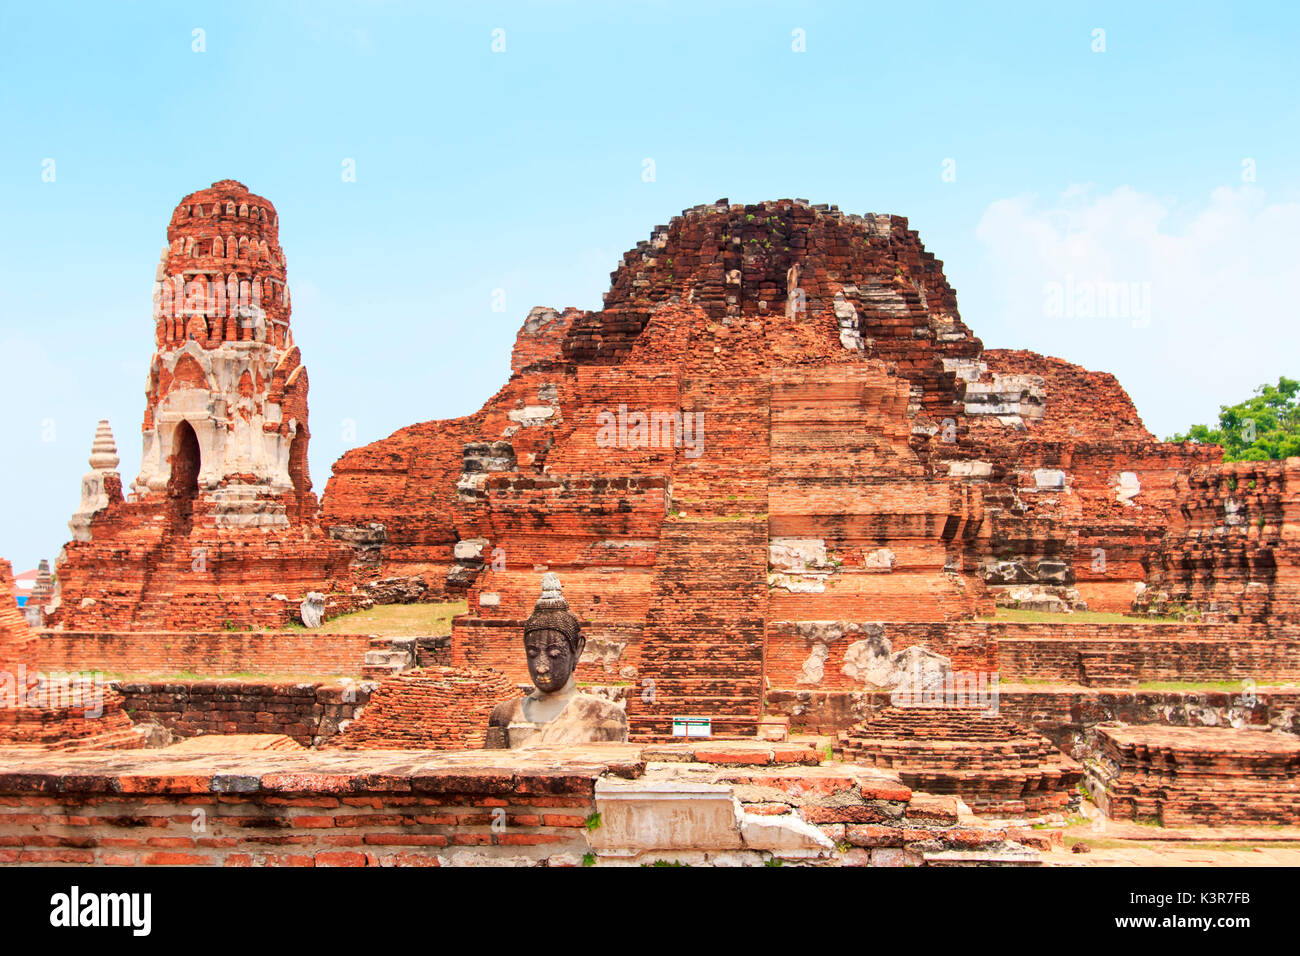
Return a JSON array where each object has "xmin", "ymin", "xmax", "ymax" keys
[{"xmin": 1169, "ymin": 376, "xmax": 1300, "ymax": 461}]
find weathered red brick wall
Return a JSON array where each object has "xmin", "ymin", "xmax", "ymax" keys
[
  {"xmin": 50, "ymin": 502, "xmax": 361, "ymax": 631},
  {"xmin": 767, "ymin": 366, "xmax": 987, "ymax": 624},
  {"xmin": 0, "ymin": 756, "xmax": 601, "ymax": 866},
  {"xmin": 1141, "ymin": 457, "xmax": 1300, "ymax": 625},
  {"xmin": 327, "ymin": 667, "xmax": 516, "ymax": 750},
  {"xmin": 29, "ymin": 630, "xmax": 374, "ymax": 678},
  {"xmin": 995, "ymin": 625, "xmax": 1300, "ymax": 685},
  {"xmin": 116, "ymin": 680, "xmax": 368, "ymax": 745},
  {"xmin": 1068, "ymin": 442, "xmax": 1220, "ymax": 610},
  {"xmin": 764, "ymin": 622, "xmax": 997, "ymax": 691},
  {"xmin": 764, "ymin": 620, "xmax": 1296, "ymax": 690},
  {"xmin": 997, "ymin": 687, "xmax": 1300, "ymax": 743},
  {"xmin": 322, "ymin": 415, "xmax": 479, "ymax": 594},
  {"xmin": 946, "ymin": 349, "xmax": 1222, "ymax": 614},
  {"xmin": 766, "ymin": 686, "xmax": 1300, "ymax": 737}
]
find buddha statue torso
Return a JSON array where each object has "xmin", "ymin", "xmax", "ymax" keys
[{"xmin": 485, "ymin": 574, "xmax": 628, "ymax": 749}]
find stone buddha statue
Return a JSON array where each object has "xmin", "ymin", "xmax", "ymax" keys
[{"xmin": 485, "ymin": 573, "xmax": 628, "ymax": 748}]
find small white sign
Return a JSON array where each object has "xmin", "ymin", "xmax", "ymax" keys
[{"xmin": 672, "ymin": 717, "xmax": 712, "ymax": 738}]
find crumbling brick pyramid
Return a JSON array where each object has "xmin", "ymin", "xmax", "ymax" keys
[
  {"xmin": 838, "ymin": 705, "xmax": 1083, "ymax": 816},
  {"xmin": 48, "ymin": 181, "xmax": 358, "ymax": 630}
]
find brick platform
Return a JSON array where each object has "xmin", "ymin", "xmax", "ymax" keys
[
  {"xmin": 0, "ymin": 745, "xmax": 640, "ymax": 866},
  {"xmin": 0, "ymin": 743, "xmax": 1040, "ymax": 866},
  {"xmin": 1089, "ymin": 724, "xmax": 1300, "ymax": 826}
]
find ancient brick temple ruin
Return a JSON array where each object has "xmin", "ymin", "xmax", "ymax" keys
[
  {"xmin": 4, "ymin": 189, "xmax": 1299, "ymax": 866},
  {"xmin": 323, "ymin": 198, "xmax": 1283, "ymax": 735},
  {"xmin": 47, "ymin": 181, "xmax": 356, "ymax": 630}
]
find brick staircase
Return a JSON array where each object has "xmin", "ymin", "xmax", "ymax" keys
[
  {"xmin": 362, "ymin": 637, "xmax": 417, "ymax": 679},
  {"xmin": 130, "ymin": 539, "xmax": 245, "ymax": 629},
  {"xmin": 838, "ymin": 706, "xmax": 1083, "ymax": 816},
  {"xmin": 627, "ymin": 374, "xmax": 769, "ymax": 739}
]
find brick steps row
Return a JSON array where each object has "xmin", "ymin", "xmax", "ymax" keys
[
  {"xmin": 838, "ymin": 706, "xmax": 1083, "ymax": 816},
  {"xmin": 626, "ymin": 374, "xmax": 770, "ymax": 736}
]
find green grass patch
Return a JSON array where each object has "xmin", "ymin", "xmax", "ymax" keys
[
  {"xmin": 1066, "ymin": 835, "xmax": 1300, "ymax": 852},
  {"xmin": 979, "ymin": 608, "xmax": 1182, "ymax": 624},
  {"xmin": 1135, "ymin": 680, "xmax": 1289, "ymax": 691},
  {"xmin": 100, "ymin": 671, "xmax": 347, "ymax": 683},
  {"xmin": 298, "ymin": 600, "xmax": 468, "ymax": 637}
]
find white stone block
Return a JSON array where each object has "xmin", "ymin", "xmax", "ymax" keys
[{"xmin": 590, "ymin": 780, "xmax": 744, "ymax": 855}]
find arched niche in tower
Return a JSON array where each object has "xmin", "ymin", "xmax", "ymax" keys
[{"xmin": 167, "ymin": 420, "xmax": 201, "ymax": 500}]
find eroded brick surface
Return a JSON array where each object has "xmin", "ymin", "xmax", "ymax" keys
[
  {"xmin": 326, "ymin": 668, "xmax": 516, "ymax": 751},
  {"xmin": 1139, "ymin": 458, "xmax": 1300, "ymax": 624}
]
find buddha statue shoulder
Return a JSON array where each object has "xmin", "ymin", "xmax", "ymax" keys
[{"xmin": 485, "ymin": 573, "xmax": 629, "ymax": 748}]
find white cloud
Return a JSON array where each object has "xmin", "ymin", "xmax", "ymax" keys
[{"xmin": 974, "ymin": 185, "xmax": 1300, "ymax": 439}]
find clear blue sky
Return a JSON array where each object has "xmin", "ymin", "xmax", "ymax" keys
[{"xmin": 2, "ymin": 1, "xmax": 1297, "ymax": 573}]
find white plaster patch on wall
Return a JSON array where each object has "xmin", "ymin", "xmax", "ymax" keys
[
  {"xmin": 508, "ymin": 406, "xmax": 558, "ymax": 426},
  {"xmin": 769, "ymin": 537, "xmax": 827, "ymax": 571},
  {"xmin": 1116, "ymin": 471, "xmax": 1141, "ymax": 505}
]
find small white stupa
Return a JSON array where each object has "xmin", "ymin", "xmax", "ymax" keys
[{"xmin": 68, "ymin": 420, "xmax": 121, "ymax": 543}]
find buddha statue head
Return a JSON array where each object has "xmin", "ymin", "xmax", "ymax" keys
[{"xmin": 522, "ymin": 573, "xmax": 584, "ymax": 694}]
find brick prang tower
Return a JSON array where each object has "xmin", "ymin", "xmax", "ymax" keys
[
  {"xmin": 48, "ymin": 181, "xmax": 356, "ymax": 630},
  {"xmin": 135, "ymin": 179, "xmax": 313, "ymax": 526}
]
